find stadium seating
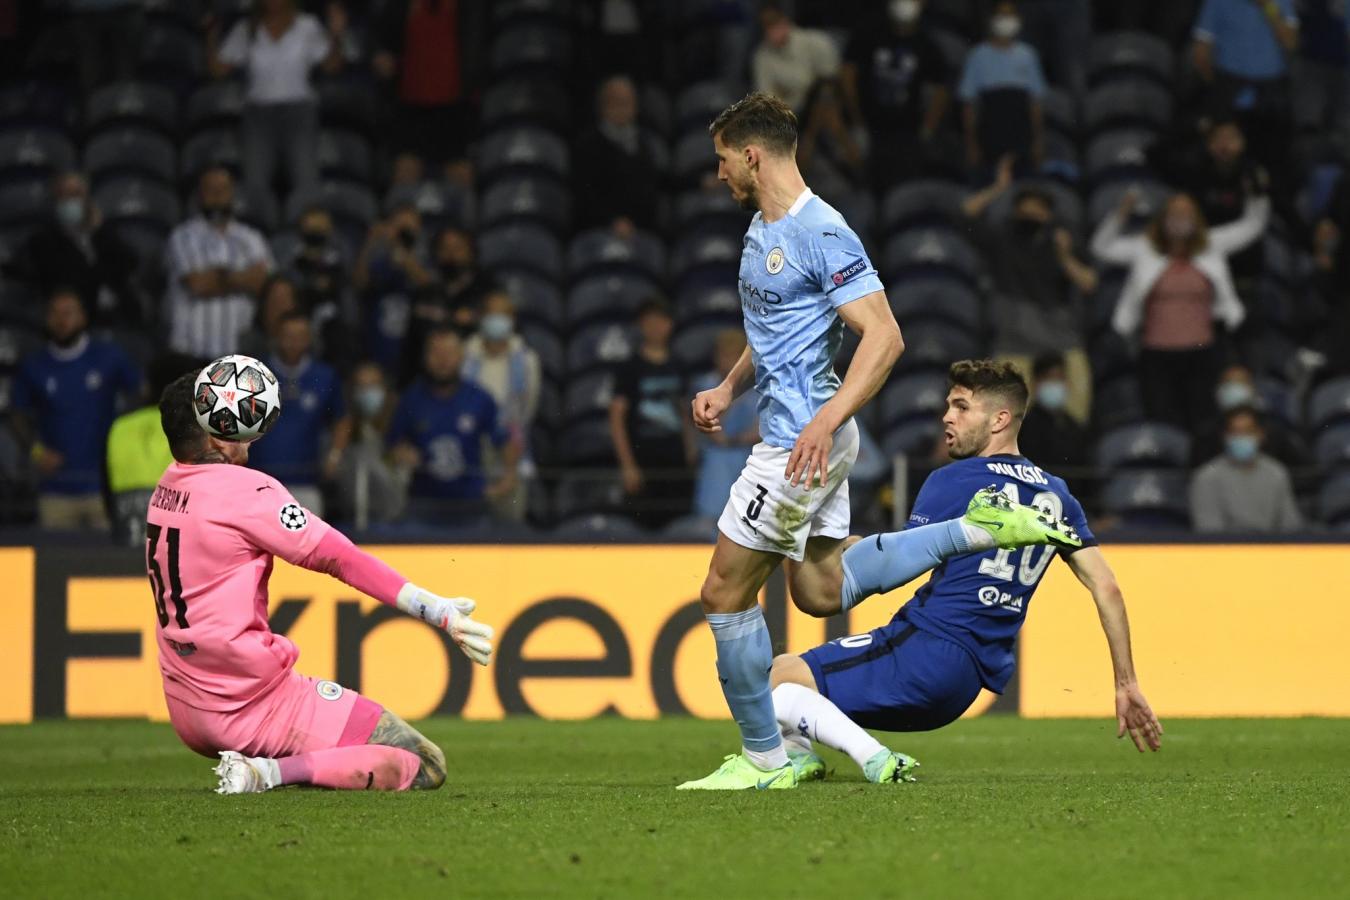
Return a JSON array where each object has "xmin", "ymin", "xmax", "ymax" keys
[
  {"xmin": 1096, "ymin": 423, "xmax": 1191, "ymax": 471},
  {"xmin": 1101, "ymin": 469, "xmax": 1190, "ymax": 527},
  {"xmin": 84, "ymin": 128, "xmax": 177, "ymax": 187}
]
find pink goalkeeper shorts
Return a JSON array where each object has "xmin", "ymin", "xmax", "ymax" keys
[{"xmin": 167, "ymin": 672, "xmax": 384, "ymax": 759}]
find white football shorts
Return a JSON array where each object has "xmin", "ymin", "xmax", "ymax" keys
[{"xmin": 717, "ymin": 418, "xmax": 859, "ymax": 562}]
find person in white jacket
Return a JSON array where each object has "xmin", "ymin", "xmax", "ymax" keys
[{"xmin": 1091, "ymin": 187, "xmax": 1269, "ymax": 431}]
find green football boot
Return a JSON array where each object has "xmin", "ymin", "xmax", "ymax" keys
[
  {"xmin": 964, "ymin": 485, "xmax": 1082, "ymax": 550},
  {"xmin": 676, "ymin": 754, "xmax": 798, "ymax": 791},
  {"xmin": 786, "ymin": 745, "xmax": 827, "ymax": 782},
  {"xmin": 862, "ymin": 749, "xmax": 920, "ymax": 784}
]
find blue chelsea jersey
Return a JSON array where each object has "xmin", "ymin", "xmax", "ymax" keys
[
  {"xmin": 738, "ymin": 188, "xmax": 884, "ymax": 449},
  {"xmin": 896, "ymin": 454, "xmax": 1097, "ymax": 693}
]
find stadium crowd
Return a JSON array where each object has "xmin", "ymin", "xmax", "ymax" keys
[{"xmin": 1, "ymin": 0, "xmax": 1348, "ymax": 540}]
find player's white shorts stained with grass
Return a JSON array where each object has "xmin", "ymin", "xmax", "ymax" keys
[{"xmin": 717, "ymin": 418, "xmax": 859, "ymax": 562}]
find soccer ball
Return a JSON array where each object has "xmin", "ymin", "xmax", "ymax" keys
[{"xmin": 193, "ymin": 354, "xmax": 282, "ymax": 442}]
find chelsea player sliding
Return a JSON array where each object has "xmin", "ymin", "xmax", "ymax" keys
[
  {"xmin": 682, "ymin": 94, "xmax": 1082, "ymax": 790},
  {"xmin": 771, "ymin": 361, "xmax": 1164, "ymax": 785}
]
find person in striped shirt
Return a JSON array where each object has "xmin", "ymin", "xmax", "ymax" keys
[{"xmin": 163, "ymin": 166, "xmax": 274, "ymax": 359}]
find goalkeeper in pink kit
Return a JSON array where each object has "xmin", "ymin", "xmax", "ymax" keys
[{"xmin": 148, "ymin": 368, "xmax": 494, "ymax": 793}]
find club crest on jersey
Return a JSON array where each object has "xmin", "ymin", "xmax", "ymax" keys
[
  {"xmin": 279, "ymin": 503, "xmax": 308, "ymax": 531},
  {"xmin": 831, "ymin": 257, "xmax": 867, "ymax": 286},
  {"xmin": 316, "ymin": 680, "xmax": 343, "ymax": 701},
  {"xmin": 765, "ymin": 246, "xmax": 785, "ymax": 275}
]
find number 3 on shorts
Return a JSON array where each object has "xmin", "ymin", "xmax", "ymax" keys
[{"xmin": 745, "ymin": 484, "xmax": 769, "ymax": 521}]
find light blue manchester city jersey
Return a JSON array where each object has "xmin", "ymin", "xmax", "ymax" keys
[{"xmin": 738, "ymin": 188, "xmax": 884, "ymax": 449}]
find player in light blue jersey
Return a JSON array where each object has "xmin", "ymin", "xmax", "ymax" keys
[{"xmin": 679, "ymin": 94, "xmax": 1081, "ymax": 791}]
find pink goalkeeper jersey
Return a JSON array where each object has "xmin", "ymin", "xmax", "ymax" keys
[{"xmin": 147, "ymin": 462, "xmax": 332, "ymax": 711}]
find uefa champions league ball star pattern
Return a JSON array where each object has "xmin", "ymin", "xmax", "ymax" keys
[{"xmin": 193, "ymin": 355, "xmax": 282, "ymax": 442}]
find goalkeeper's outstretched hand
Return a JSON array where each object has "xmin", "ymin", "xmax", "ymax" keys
[{"xmin": 397, "ymin": 585, "xmax": 495, "ymax": 665}]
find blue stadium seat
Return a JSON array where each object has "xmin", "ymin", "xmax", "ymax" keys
[
  {"xmin": 180, "ymin": 127, "xmax": 242, "ymax": 185},
  {"xmin": 673, "ymin": 189, "xmax": 749, "ymax": 233},
  {"xmin": 84, "ymin": 127, "xmax": 177, "ymax": 186},
  {"xmin": 316, "ymin": 77, "xmax": 378, "ymax": 136},
  {"xmin": 534, "ymin": 379, "xmax": 563, "ymax": 430},
  {"xmin": 519, "ymin": 321, "xmax": 564, "ymax": 379},
  {"xmin": 94, "ymin": 176, "xmax": 180, "ymax": 235},
  {"xmin": 562, "ymin": 370, "xmax": 615, "ymax": 421},
  {"xmin": 85, "ymin": 81, "xmax": 178, "ymax": 137},
  {"xmin": 1095, "ymin": 423, "xmax": 1191, "ymax": 471},
  {"xmin": 566, "ymin": 321, "xmax": 633, "ymax": 376},
  {"xmin": 184, "ymin": 80, "xmax": 245, "ymax": 135},
  {"xmin": 498, "ymin": 270, "xmax": 566, "ymax": 332},
  {"xmin": 1088, "ymin": 271, "xmax": 1125, "ymax": 336},
  {"xmin": 661, "ymin": 514, "xmax": 717, "ymax": 542},
  {"xmin": 675, "ymin": 81, "xmax": 743, "ymax": 132},
  {"xmin": 490, "ymin": 24, "xmax": 573, "ymax": 76},
  {"xmin": 136, "ymin": 21, "xmax": 206, "ymax": 84},
  {"xmin": 478, "ymin": 223, "xmax": 564, "ymax": 280},
  {"xmin": 1317, "ymin": 473, "xmax": 1350, "ymax": 525},
  {"xmin": 0, "ymin": 281, "xmax": 42, "ymax": 329},
  {"xmin": 553, "ymin": 418, "xmax": 617, "ymax": 465},
  {"xmin": 879, "ymin": 179, "xmax": 966, "ymax": 233},
  {"xmin": 481, "ymin": 79, "xmax": 572, "ymax": 134},
  {"xmin": 567, "ymin": 228, "xmax": 666, "ymax": 281},
  {"xmin": 1091, "ymin": 377, "xmax": 1145, "ymax": 436},
  {"xmin": 673, "ymin": 130, "xmax": 718, "ymax": 185},
  {"xmin": 670, "ymin": 231, "xmax": 741, "ymax": 289},
  {"xmin": 1260, "ymin": 233, "xmax": 1305, "ymax": 289},
  {"xmin": 673, "ymin": 320, "xmax": 736, "ymax": 372},
  {"xmin": 1039, "ymin": 131, "xmax": 1081, "ymax": 184},
  {"xmin": 673, "ymin": 283, "xmax": 741, "ymax": 325},
  {"xmin": 1255, "ymin": 375, "xmax": 1299, "ymax": 431},
  {"xmin": 478, "ymin": 127, "xmax": 570, "ymax": 182},
  {"xmin": 490, "ymin": 0, "xmax": 573, "ymax": 28},
  {"xmin": 640, "ymin": 84, "xmax": 673, "ymax": 138},
  {"xmin": 316, "ymin": 129, "xmax": 373, "ymax": 184},
  {"xmin": 1084, "ymin": 80, "xmax": 1174, "ymax": 135},
  {"xmin": 553, "ymin": 513, "xmax": 647, "ymax": 540},
  {"xmin": 886, "ymin": 276, "xmax": 982, "ymax": 332},
  {"xmin": 891, "ymin": 321, "xmax": 981, "ymax": 374},
  {"xmin": 480, "ymin": 175, "xmax": 571, "ymax": 232},
  {"xmin": 0, "ymin": 80, "xmax": 71, "ymax": 131},
  {"xmin": 877, "ymin": 372, "xmax": 949, "ymax": 430},
  {"xmin": 568, "ymin": 273, "xmax": 662, "ymax": 330},
  {"xmin": 1088, "ymin": 31, "xmax": 1175, "ymax": 88},
  {"xmin": 0, "ymin": 129, "xmax": 76, "ymax": 183},
  {"xmin": 1085, "ymin": 129, "xmax": 1157, "ymax": 188},
  {"xmin": 553, "ymin": 471, "xmax": 625, "ymax": 520},
  {"xmin": 0, "ymin": 181, "xmax": 51, "ymax": 230},
  {"xmin": 1041, "ymin": 87, "xmax": 1080, "ymax": 139},
  {"xmin": 1101, "ymin": 469, "xmax": 1190, "ymax": 527},
  {"xmin": 1314, "ymin": 423, "xmax": 1350, "ymax": 471},
  {"xmin": 881, "ymin": 228, "xmax": 983, "ymax": 286},
  {"xmin": 1309, "ymin": 377, "xmax": 1350, "ymax": 431},
  {"xmin": 881, "ymin": 418, "xmax": 942, "ymax": 458}
]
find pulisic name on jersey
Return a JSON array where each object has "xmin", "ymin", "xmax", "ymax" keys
[
  {"xmin": 150, "ymin": 485, "xmax": 191, "ymax": 514},
  {"xmin": 984, "ymin": 461, "xmax": 1049, "ymax": 486}
]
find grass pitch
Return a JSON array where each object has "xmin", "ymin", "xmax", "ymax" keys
[{"xmin": 2, "ymin": 717, "xmax": 1347, "ymax": 899}]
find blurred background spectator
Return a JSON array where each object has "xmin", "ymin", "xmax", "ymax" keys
[
  {"xmin": 958, "ymin": 2, "xmax": 1046, "ymax": 178},
  {"xmin": 333, "ymin": 360, "xmax": 405, "ymax": 527},
  {"xmin": 10, "ymin": 290, "xmax": 141, "ymax": 530},
  {"xmin": 1190, "ymin": 406, "xmax": 1302, "ymax": 532},
  {"xmin": 692, "ymin": 329, "xmax": 758, "ymax": 523},
  {"xmin": 4, "ymin": 172, "xmax": 143, "ymax": 327},
  {"xmin": 753, "ymin": 2, "xmax": 841, "ymax": 114},
  {"xmin": 573, "ymin": 75, "xmax": 661, "ymax": 235},
  {"xmin": 163, "ymin": 167, "xmax": 273, "ymax": 358},
  {"xmin": 246, "ymin": 311, "xmax": 349, "ymax": 514},
  {"xmin": 1019, "ymin": 352, "xmax": 1089, "ymax": 486},
  {"xmin": 462, "ymin": 289, "xmax": 540, "ymax": 522},
  {"xmin": 388, "ymin": 328, "xmax": 516, "ymax": 527},
  {"xmin": 208, "ymin": 0, "xmax": 349, "ymax": 219},
  {"xmin": 355, "ymin": 203, "xmax": 434, "ymax": 377},
  {"xmin": 609, "ymin": 299, "xmax": 693, "ymax": 530}
]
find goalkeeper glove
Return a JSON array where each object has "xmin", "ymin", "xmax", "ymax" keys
[{"xmin": 396, "ymin": 584, "xmax": 494, "ymax": 666}]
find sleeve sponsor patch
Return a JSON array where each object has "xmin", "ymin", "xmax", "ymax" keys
[
  {"xmin": 278, "ymin": 503, "xmax": 309, "ymax": 531},
  {"xmin": 830, "ymin": 257, "xmax": 868, "ymax": 286}
]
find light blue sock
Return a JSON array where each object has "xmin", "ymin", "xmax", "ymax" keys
[
  {"xmin": 841, "ymin": 519, "xmax": 990, "ymax": 611},
  {"xmin": 707, "ymin": 606, "xmax": 784, "ymax": 762}
]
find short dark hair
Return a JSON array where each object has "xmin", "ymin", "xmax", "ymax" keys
[
  {"xmin": 148, "ymin": 353, "xmax": 205, "ymax": 406},
  {"xmin": 709, "ymin": 91, "xmax": 798, "ymax": 156},
  {"xmin": 1031, "ymin": 352, "xmax": 1065, "ymax": 379},
  {"xmin": 635, "ymin": 296, "xmax": 672, "ymax": 321},
  {"xmin": 949, "ymin": 359, "xmax": 1029, "ymax": 420},
  {"xmin": 1013, "ymin": 186, "xmax": 1054, "ymax": 212},
  {"xmin": 1223, "ymin": 405, "xmax": 1264, "ymax": 432},
  {"xmin": 160, "ymin": 370, "xmax": 208, "ymax": 462}
]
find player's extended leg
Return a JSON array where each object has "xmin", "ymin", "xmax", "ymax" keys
[
  {"xmin": 768, "ymin": 655, "xmax": 917, "ymax": 784},
  {"xmin": 677, "ymin": 533, "xmax": 796, "ymax": 791},
  {"xmin": 791, "ymin": 486, "xmax": 1082, "ymax": 616}
]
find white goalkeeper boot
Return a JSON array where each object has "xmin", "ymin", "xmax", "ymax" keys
[{"xmin": 214, "ymin": 750, "xmax": 278, "ymax": 794}]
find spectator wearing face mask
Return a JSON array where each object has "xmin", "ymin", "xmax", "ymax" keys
[
  {"xmin": 1018, "ymin": 353, "xmax": 1090, "ymax": 493},
  {"xmin": 461, "ymin": 291, "xmax": 541, "ymax": 522},
  {"xmin": 1189, "ymin": 406, "xmax": 1302, "ymax": 533},
  {"xmin": 1092, "ymin": 187, "xmax": 1269, "ymax": 432},
  {"xmin": 573, "ymin": 75, "xmax": 662, "ymax": 237},
  {"xmin": 286, "ymin": 206, "xmax": 351, "ymax": 319},
  {"xmin": 840, "ymin": 0, "xmax": 953, "ymax": 189},
  {"xmin": 333, "ymin": 361, "xmax": 406, "ymax": 527},
  {"xmin": 387, "ymin": 328, "xmax": 519, "ymax": 525},
  {"xmin": 1191, "ymin": 364, "xmax": 1308, "ymax": 470},
  {"xmin": 247, "ymin": 311, "xmax": 351, "ymax": 515},
  {"xmin": 958, "ymin": 1, "xmax": 1048, "ymax": 178},
  {"xmin": 163, "ymin": 166, "xmax": 274, "ymax": 358},
  {"xmin": 5, "ymin": 171, "xmax": 142, "ymax": 327},
  {"xmin": 400, "ymin": 226, "xmax": 498, "ymax": 380},
  {"xmin": 963, "ymin": 156, "xmax": 1097, "ymax": 422},
  {"xmin": 10, "ymin": 289, "xmax": 142, "ymax": 530}
]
